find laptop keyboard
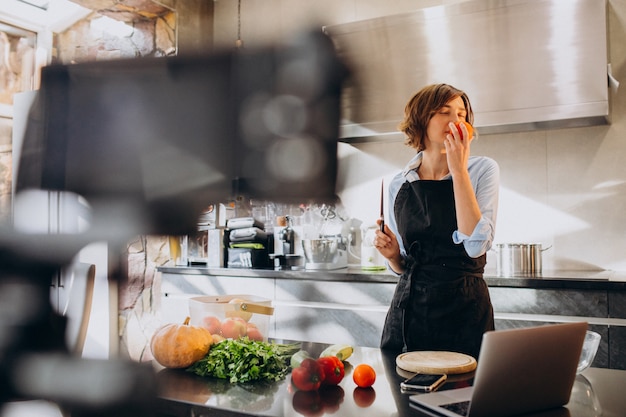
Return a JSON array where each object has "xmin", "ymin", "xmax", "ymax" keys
[{"xmin": 441, "ymin": 400, "xmax": 470, "ymax": 416}]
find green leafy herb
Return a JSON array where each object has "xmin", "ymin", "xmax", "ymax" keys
[{"xmin": 187, "ymin": 338, "xmax": 301, "ymax": 383}]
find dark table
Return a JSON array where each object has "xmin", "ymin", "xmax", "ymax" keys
[{"xmin": 155, "ymin": 341, "xmax": 623, "ymax": 417}]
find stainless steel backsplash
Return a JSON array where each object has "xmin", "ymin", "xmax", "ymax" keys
[{"xmin": 324, "ymin": 0, "xmax": 609, "ymax": 141}]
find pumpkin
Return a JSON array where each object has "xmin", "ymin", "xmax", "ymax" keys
[{"xmin": 151, "ymin": 316, "xmax": 213, "ymax": 368}]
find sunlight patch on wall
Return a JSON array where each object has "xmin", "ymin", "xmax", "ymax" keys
[
  {"xmin": 336, "ymin": 142, "xmax": 399, "ymax": 225},
  {"xmin": 90, "ymin": 16, "xmax": 133, "ymax": 38},
  {"xmin": 495, "ymin": 187, "xmax": 589, "ymax": 244},
  {"xmin": 592, "ymin": 179, "xmax": 626, "ymax": 190}
]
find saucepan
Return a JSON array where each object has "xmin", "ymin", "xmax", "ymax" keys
[{"xmin": 494, "ymin": 243, "xmax": 551, "ymax": 277}]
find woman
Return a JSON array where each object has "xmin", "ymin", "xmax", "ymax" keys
[{"xmin": 375, "ymin": 83, "xmax": 499, "ymax": 359}]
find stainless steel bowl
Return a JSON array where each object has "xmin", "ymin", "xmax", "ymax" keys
[{"xmin": 302, "ymin": 239, "xmax": 340, "ymax": 264}]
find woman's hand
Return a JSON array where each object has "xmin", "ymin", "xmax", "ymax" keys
[
  {"xmin": 374, "ymin": 219, "xmax": 404, "ymax": 273},
  {"xmin": 445, "ymin": 121, "xmax": 482, "ymax": 236},
  {"xmin": 444, "ymin": 122, "xmax": 473, "ymax": 177}
]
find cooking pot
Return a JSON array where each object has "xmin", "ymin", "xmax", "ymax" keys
[{"xmin": 494, "ymin": 243, "xmax": 550, "ymax": 277}]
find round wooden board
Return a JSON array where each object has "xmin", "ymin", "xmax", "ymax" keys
[{"xmin": 396, "ymin": 351, "xmax": 477, "ymax": 375}]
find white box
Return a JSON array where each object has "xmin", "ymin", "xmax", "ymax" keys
[{"xmin": 207, "ymin": 229, "xmax": 225, "ymax": 267}]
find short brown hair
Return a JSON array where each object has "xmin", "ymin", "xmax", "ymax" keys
[{"xmin": 398, "ymin": 84, "xmax": 474, "ymax": 151}]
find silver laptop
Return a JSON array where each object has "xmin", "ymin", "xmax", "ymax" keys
[{"xmin": 409, "ymin": 322, "xmax": 587, "ymax": 417}]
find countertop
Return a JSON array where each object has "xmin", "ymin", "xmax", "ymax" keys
[
  {"xmin": 157, "ymin": 266, "xmax": 626, "ymax": 290},
  {"xmin": 155, "ymin": 341, "xmax": 626, "ymax": 417}
]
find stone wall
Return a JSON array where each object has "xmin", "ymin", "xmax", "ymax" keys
[
  {"xmin": 120, "ymin": 235, "xmax": 171, "ymax": 362},
  {"xmin": 53, "ymin": 8, "xmax": 176, "ymax": 63},
  {"xmin": 0, "ymin": 142, "xmax": 11, "ymax": 224}
]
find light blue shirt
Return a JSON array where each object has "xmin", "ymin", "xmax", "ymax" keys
[{"xmin": 387, "ymin": 152, "xmax": 499, "ymax": 262}]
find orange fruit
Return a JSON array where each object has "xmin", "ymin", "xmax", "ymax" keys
[
  {"xmin": 454, "ymin": 121, "xmax": 474, "ymax": 140},
  {"xmin": 352, "ymin": 364, "xmax": 376, "ymax": 388}
]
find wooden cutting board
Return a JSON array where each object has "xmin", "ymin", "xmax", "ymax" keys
[{"xmin": 396, "ymin": 351, "xmax": 477, "ymax": 375}]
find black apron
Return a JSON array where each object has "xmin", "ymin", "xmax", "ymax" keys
[{"xmin": 380, "ymin": 179, "xmax": 494, "ymax": 359}]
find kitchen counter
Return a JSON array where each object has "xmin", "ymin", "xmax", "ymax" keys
[
  {"xmin": 157, "ymin": 266, "xmax": 626, "ymax": 370},
  {"xmin": 155, "ymin": 341, "xmax": 626, "ymax": 417},
  {"xmin": 157, "ymin": 266, "xmax": 626, "ymax": 290}
]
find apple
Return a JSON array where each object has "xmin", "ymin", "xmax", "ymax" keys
[
  {"xmin": 225, "ymin": 298, "xmax": 253, "ymax": 321},
  {"xmin": 221, "ymin": 317, "xmax": 247, "ymax": 339},
  {"xmin": 201, "ymin": 315, "xmax": 222, "ymax": 335}
]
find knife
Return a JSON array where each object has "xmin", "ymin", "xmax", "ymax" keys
[{"xmin": 379, "ymin": 179, "xmax": 385, "ymax": 233}]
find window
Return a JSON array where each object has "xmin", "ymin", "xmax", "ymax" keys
[
  {"xmin": 0, "ymin": 21, "xmax": 36, "ymax": 104},
  {"xmin": 0, "ymin": 21, "xmax": 36, "ymax": 222}
]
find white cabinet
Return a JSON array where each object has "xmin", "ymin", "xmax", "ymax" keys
[{"xmin": 159, "ymin": 272, "xmax": 395, "ymax": 347}]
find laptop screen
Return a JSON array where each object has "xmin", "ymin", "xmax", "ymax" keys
[{"xmin": 410, "ymin": 322, "xmax": 587, "ymax": 417}]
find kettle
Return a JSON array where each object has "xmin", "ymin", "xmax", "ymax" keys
[{"xmin": 360, "ymin": 225, "xmax": 386, "ymax": 271}]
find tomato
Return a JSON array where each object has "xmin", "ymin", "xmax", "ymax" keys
[
  {"xmin": 292, "ymin": 358, "xmax": 325, "ymax": 391},
  {"xmin": 316, "ymin": 356, "xmax": 345, "ymax": 385},
  {"xmin": 352, "ymin": 364, "xmax": 376, "ymax": 388}
]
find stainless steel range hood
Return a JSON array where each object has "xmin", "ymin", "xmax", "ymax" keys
[{"xmin": 323, "ymin": 0, "xmax": 609, "ymax": 142}]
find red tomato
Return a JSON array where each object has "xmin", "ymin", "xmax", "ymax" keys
[
  {"xmin": 316, "ymin": 356, "xmax": 345, "ymax": 385},
  {"xmin": 292, "ymin": 358, "xmax": 325, "ymax": 391}
]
